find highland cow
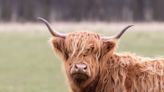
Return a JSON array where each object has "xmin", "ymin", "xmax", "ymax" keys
[{"xmin": 38, "ymin": 17, "xmax": 164, "ymax": 92}]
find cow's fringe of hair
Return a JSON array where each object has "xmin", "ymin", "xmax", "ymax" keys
[
  {"xmin": 71, "ymin": 33, "xmax": 88, "ymax": 57},
  {"xmin": 68, "ymin": 32, "xmax": 101, "ymax": 60}
]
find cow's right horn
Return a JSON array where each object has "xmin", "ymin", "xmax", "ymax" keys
[
  {"xmin": 37, "ymin": 17, "xmax": 66, "ymax": 38},
  {"xmin": 101, "ymin": 25, "xmax": 133, "ymax": 41}
]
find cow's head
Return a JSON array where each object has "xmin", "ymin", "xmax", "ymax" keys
[{"xmin": 38, "ymin": 17, "xmax": 133, "ymax": 87}]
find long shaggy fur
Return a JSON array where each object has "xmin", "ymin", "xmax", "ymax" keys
[
  {"xmin": 98, "ymin": 53, "xmax": 164, "ymax": 92},
  {"xmin": 50, "ymin": 31, "xmax": 164, "ymax": 92}
]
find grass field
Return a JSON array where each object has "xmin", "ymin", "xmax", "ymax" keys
[{"xmin": 0, "ymin": 25, "xmax": 164, "ymax": 92}]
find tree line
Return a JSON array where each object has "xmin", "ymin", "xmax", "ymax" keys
[{"xmin": 0, "ymin": 0, "xmax": 164, "ymax": 22}]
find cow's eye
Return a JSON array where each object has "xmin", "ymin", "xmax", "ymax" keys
[
  {"xmin": 85, "ymin": 46, "xmax": 94, "ymax": 54},
  {"xmin": 90, "ymin": 46, "xmax": 94, "ymax": 52},
  {"xmin": 86, "ymin": 48, "xmax": 90, "ymax": 52},
  {"xmin": 83, "ymin": 54, "xmax": 87, "ymax": 57}
]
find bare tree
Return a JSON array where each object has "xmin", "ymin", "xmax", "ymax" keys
[
  {"xmin": 152, "ymin": 0, "xmax": 164, "ymax": 21},
  {"xmin": 0, "ymin": 0, "xmax": 164, "ymax": 22}
]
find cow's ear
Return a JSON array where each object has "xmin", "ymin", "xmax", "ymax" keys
[
  {"xmin": 50, "ymin": 37, "xmax": 68, "ymax": 60},
  {"xmin": 101, "ymin": 39, "xmax": 117, "ymax": 57}
]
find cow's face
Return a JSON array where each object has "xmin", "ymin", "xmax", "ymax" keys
[
  {"xmin": 50, "ymin": 31, "xmax": 121, "ymax": 86},
  {"xmin": 64, "ymin": 32, "xmax": 102, "ymax": 85},
  {"xmin": 51, "ymin": 32, "xmax": 109, "ymax": 86}
]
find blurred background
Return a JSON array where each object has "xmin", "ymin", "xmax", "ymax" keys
[
  {"xmin": 0, "ymin": 0, "xmax": 164, "ymax": 22},
  {"xmin": 0, "ymin": 0, "xmax": 164, "ymax": 92}
]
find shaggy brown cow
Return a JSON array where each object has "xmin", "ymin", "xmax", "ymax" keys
[{"xmin": 38, "ymin": 17, "xmax": 164, "ymax": 92}]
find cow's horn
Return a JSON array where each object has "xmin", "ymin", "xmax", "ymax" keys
[
  {"xmin": 114, "ymin": 25, "xmax": 133, "ymax": 39},
  {"xmin": 37, "ymin": 17, "xmax": 66, "ymax": 38},
  {"xmin": 102, "ymin": 25, "xmax": 133, "ymax": 41}
]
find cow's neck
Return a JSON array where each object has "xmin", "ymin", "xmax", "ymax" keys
[
  {"xmin": 71, "ymin": 72, "xmax": 100, "ymax": 92},
  {"xmin": 95, "ymin": 53, "xmax": 130, "ymax": 92},
  {"xmin": 82, "ymin": 71, "xmax": 100, "ymax": 92}
]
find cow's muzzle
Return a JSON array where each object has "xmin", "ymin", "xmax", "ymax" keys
[{"xmin": 70, "ymin": 63, "xmax": 90, "ymax": 82}]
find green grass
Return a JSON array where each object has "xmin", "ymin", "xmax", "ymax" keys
[
  {"xmin": 0, "ymin": 31, "xmax": 164, "ymax": 92},
  {"xmin": 0, "ymin": 32, "xmax": 68, "ymax": 92},
  {"xmin": 118, "ymin": 31, "xmax": 164, "ymax": 57}
]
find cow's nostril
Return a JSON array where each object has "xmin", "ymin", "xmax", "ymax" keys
[
  {"xmin": 83, "ymin": 66, "xmax": 87, "ymax": 70},
  {"xmin": 74, "ymin": 64, "xmax": 78, "ymax": 69}
]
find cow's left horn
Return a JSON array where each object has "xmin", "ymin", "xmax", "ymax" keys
[
  {"xmin": 37, "ymin": 17, "xmax": 66, "ymax": 38},
  {"xmin": 114, "ymin": 25, "xmax": 133, "ymax": 39},
  {"xmin": 102, "ymin": 25, "xmax": 133, "ymax": 40}
]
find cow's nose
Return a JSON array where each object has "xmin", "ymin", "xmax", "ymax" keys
[{"xmin": 74, "ymin": 63, "xmax": 87, "ymax": 72}]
